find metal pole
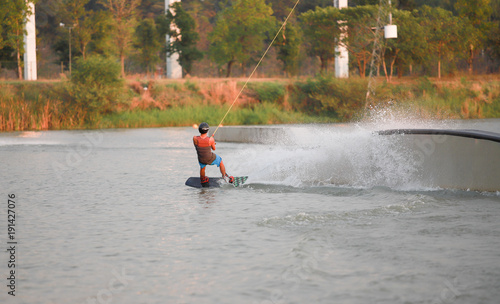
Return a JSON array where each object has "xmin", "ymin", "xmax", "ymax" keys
[
  {"xmin": 388, "ymin": 0, "xmax": 392, "ymax": 24},
  {"xmin": 59, "ymin": 23, "xmax": 73, "ymax": 77},
  {"xmin": 69, "ymin": 27, "xmax": 72, "ymax": 77}
]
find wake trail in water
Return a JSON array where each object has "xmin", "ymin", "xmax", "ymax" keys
[{"xmin": 231, "ymin": 110, "xmax": 460, "ymax": 191}]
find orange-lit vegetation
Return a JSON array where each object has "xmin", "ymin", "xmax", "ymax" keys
[{"xmin": 1, "ymin": 75, "xmax": 499, "ymax": 131}]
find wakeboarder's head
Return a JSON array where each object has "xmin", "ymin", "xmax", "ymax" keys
[{"xmin": 199, "ymin": 122, "xmax": 209, "ymax": 134}]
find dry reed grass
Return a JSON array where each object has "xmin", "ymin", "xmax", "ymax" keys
[
  {"xmin": 129, "ymin": 89, "xmax": 168, "ymax": 110},
  {"xmin": 0, "ymin": 98, "xmax": 56, "ymax": 131},
  {"xmin": 199, "ymin": 81, "xmax": 257, "ymax": 106},
  {"xmin": 125, "ymin": 80, "xmax": 258, "ymax": 111}
]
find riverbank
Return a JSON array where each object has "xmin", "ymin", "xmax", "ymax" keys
[{"xmin": 1, "ymin": 75, "xmax": 499, "ymax": 131}]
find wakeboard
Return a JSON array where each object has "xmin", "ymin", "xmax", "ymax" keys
[{"xmin": 185, "ymin": 176, "xmax": 248, "ymax": 188}]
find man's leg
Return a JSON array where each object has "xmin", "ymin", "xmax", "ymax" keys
[
  {"xmin": 219, "ymin": 161, "xmax": 227, "ymax": 177},
  {"xmin": 200, "ymin": 166, "xmax": 206, "ymax": 179},
  {"xmin": 200, "ymin": 166, "xmax": 210, "ymax": 187},
  {"xmin": 219, "ymin": 161, "xmax": 234, "ymax": 183}
]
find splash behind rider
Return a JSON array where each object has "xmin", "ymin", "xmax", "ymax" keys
[{"xmin": 193, "ymin": 122, "xmax": 234, "ymax": 187}]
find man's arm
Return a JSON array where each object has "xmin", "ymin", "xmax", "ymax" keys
[
  {"xmin": 210, "ymin": 136, "xmax": 216, "ymax": 150},
  {"xmin": 193, "ymin": 136, "xmax": 198, "ymax": 146}
]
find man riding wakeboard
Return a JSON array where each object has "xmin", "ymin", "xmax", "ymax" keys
[{"xmin": 193, "ymin": 122, "xmax": 234, "ymax": 187}]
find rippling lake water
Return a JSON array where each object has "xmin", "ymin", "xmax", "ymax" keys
[{"xmin": 1, "ymin": 119, "xmax": 499, "ymax": 304}]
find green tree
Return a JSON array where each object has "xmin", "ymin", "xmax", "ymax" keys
[
  {"xmin": 273, "ymin": 18, "xmax": 302, "ymax": 77},
  {"xmin": 87, "ymin": 10, "xmax": 114, "ymax": 57},
  {"xmin": 491, "ymin": 0, "xmax": 500, "ymax": 20},
  {"xmin": 487, "ymin": 0, "xmax": 500, "ymax": 67},
  {"xmin": 296, "ymin": 0, "xmax": 333, "ymax": 14},
  {"xmin": 342, "ymin": 5, "xmax": 379, "ymax": 77},
  {"xmin": 0, "ymin": 5, "xmax": 7, "ymax": 51},
  {"xmin": 2, "ymin": 0, "xmax": 36, "ymax": 79},
  {"xmin": 383, "ymin": 9, "xmax": 427, "ymax": 80},
  {"xmin": 454, "ymin": 0, "xmax": 492, "ymax": 74},
  {"xmin": 101, "ymin": 0, "xmax": 140, "ymax": 77},
  {"xmin": 136, "ymin": 0, "xmax": 164, "ymax": 19},
  {"xmin": 208, "ymin": 0, "xmax": 275, "ymax": 77},
  {"xmin": 135, "ymin": 18, "xmax": 162, "ymax": 76},
  {"xmin": 182, "ymin": 0, "xmax": 214, "ymax": 51},
  {"xmin": 163, "ymin": 1, "xmax": 203, "ymax": 76},
  {"xmin": 77, "ymin": 12, "xmax": 102, "ymax": 59},
  {"xmin": 267, "ymin": 0, "xmax": 296, "ymax": 20},
  {"xmin": 300, "ymin": 6, "xmax": 343, "ymax": 74},
  {"xmin": 487, "ymin": 23, "xmax": 500, "ymax": 68},
  {"xmin": 456, "ymin": 18, "xmax": 483, "ymax": 75},
  {"xmin": 416, "ymin": 6, "xmax": 461, "ymax": 78},
  {"xmin": 59, "ymin": 0, "xmax": 98, "ymax": 60},
  {"xmin": 455, "ymin": 0, "xmax": 492, "ymax": 26},
  {"xmin": 413, "ymin": 0, "xmax": 456, "ymax": 11},
  {"xmin": 351, "ymin": 0, "xmax": 380, "ymax": 5},
  {"xmin": 396, "ymin": 0, "xmax": 417, "ymax": 10},
  {"xmin": 0, "ymin": 3, "xmax": 9, "ymax": 73}
]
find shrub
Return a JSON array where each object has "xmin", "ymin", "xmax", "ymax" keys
[
  {"xmin": 292, "ymin": 75, "xmax": 367, "ymax": 120},
  {"xmin": 184, "ymin": 80, "xmax": 200, "ymax": 93},
  {"xmin": 246, "ymin": 82, "xmax": 286, "ymax": 104},
  {"xmin": 68, "ymin": 55, "xmax": 123, "ymax": 123},
  {"xmin": 416, "ymin": 76, "xmax": 436, "ymax": 97}
]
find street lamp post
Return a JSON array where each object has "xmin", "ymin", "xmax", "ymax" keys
[{"xmin": 59, "ymin": 23, "xmax": 73, "ymax": 76}]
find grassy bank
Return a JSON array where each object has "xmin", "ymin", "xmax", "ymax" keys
[
  {"xmin": 1, "ymin": 75, "xmax": 499, "ymax": 132},
  {"xmin": 100, "ymin": 103, "xmax": 331, "ymax": 129}
]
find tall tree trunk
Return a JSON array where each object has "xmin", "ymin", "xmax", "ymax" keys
[
  {"xmin": 438, "ymin": 46, "xmax": 442, "ymax": 79},
  {"xmin": 16, "ymin": 42, "xmax": 22, "ymax": 80},
  {"xmin": 397, "ymin": 59, "xmax": 403, "ymax": 78},
  {"xmin": 120, "ymin": 53, "xmax": 125, "ymax": 78},
  {"xmin": 389, "ymin": 57, "xmax": 395, "ymax": 82},
  {"xmin": 357, "ymin": 57, "xmax": 363, "ymax": 77},
  {"xmin": 242, "ymin": 62, "xmax": 247, "ymax": 77},
  {"xmin": 382, "ymin": 57, "xmax": 388, "ymax": 82},
  {"xmin": 362, "ymin": 53, "xmax": 367, "ymax": 78},
  {"xmin": 320, "ymin": 56, "xmax": 327, "ymax": 74},
  {"xmin": 390, "ymin": 49, "xmax": 400, "ymax": 80},
  {"xmin": 438, "ymin": 59, "xmax": 441, "ymax": 79},
  {"xmin": 226, "ymin": 60, "xmax": 234, "ymax": 77},
  {"xmin": 468, "ymin": 44, "xmax": 474, "ymax": 75},
  {"xmin": 15, "ymin": 26, "xmax": 22, "ymax": 80}
]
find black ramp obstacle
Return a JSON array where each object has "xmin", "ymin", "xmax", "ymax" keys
[{"xmin": 377, "ymin": 129, "xmax": 500, "ymax": 143}]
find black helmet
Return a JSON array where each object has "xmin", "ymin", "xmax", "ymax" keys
[{"xmin": 199, "ymin": 122, "xmax": 209, "ymax": 134}]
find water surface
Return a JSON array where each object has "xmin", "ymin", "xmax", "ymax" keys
[{"xmin": 0, "ymin": 120, "xmax": 499, "ymax": 304}]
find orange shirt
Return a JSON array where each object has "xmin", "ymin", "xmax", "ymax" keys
[
  {"xmin": 193, "ymin": 135, "xmax": 216, "ymax": 164},
  {"xmin": 193, "ymin": 135, "xmax": 216, "ymax": 150}
]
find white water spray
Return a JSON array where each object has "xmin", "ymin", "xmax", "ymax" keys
[{"xmin": 228, "ymin": 110, "xmax": 461, "ymax": 190}]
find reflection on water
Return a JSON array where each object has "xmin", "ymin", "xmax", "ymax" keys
[{"xmin": 198, "ymin": 189, "xmax": 218, "ymax": 204}]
